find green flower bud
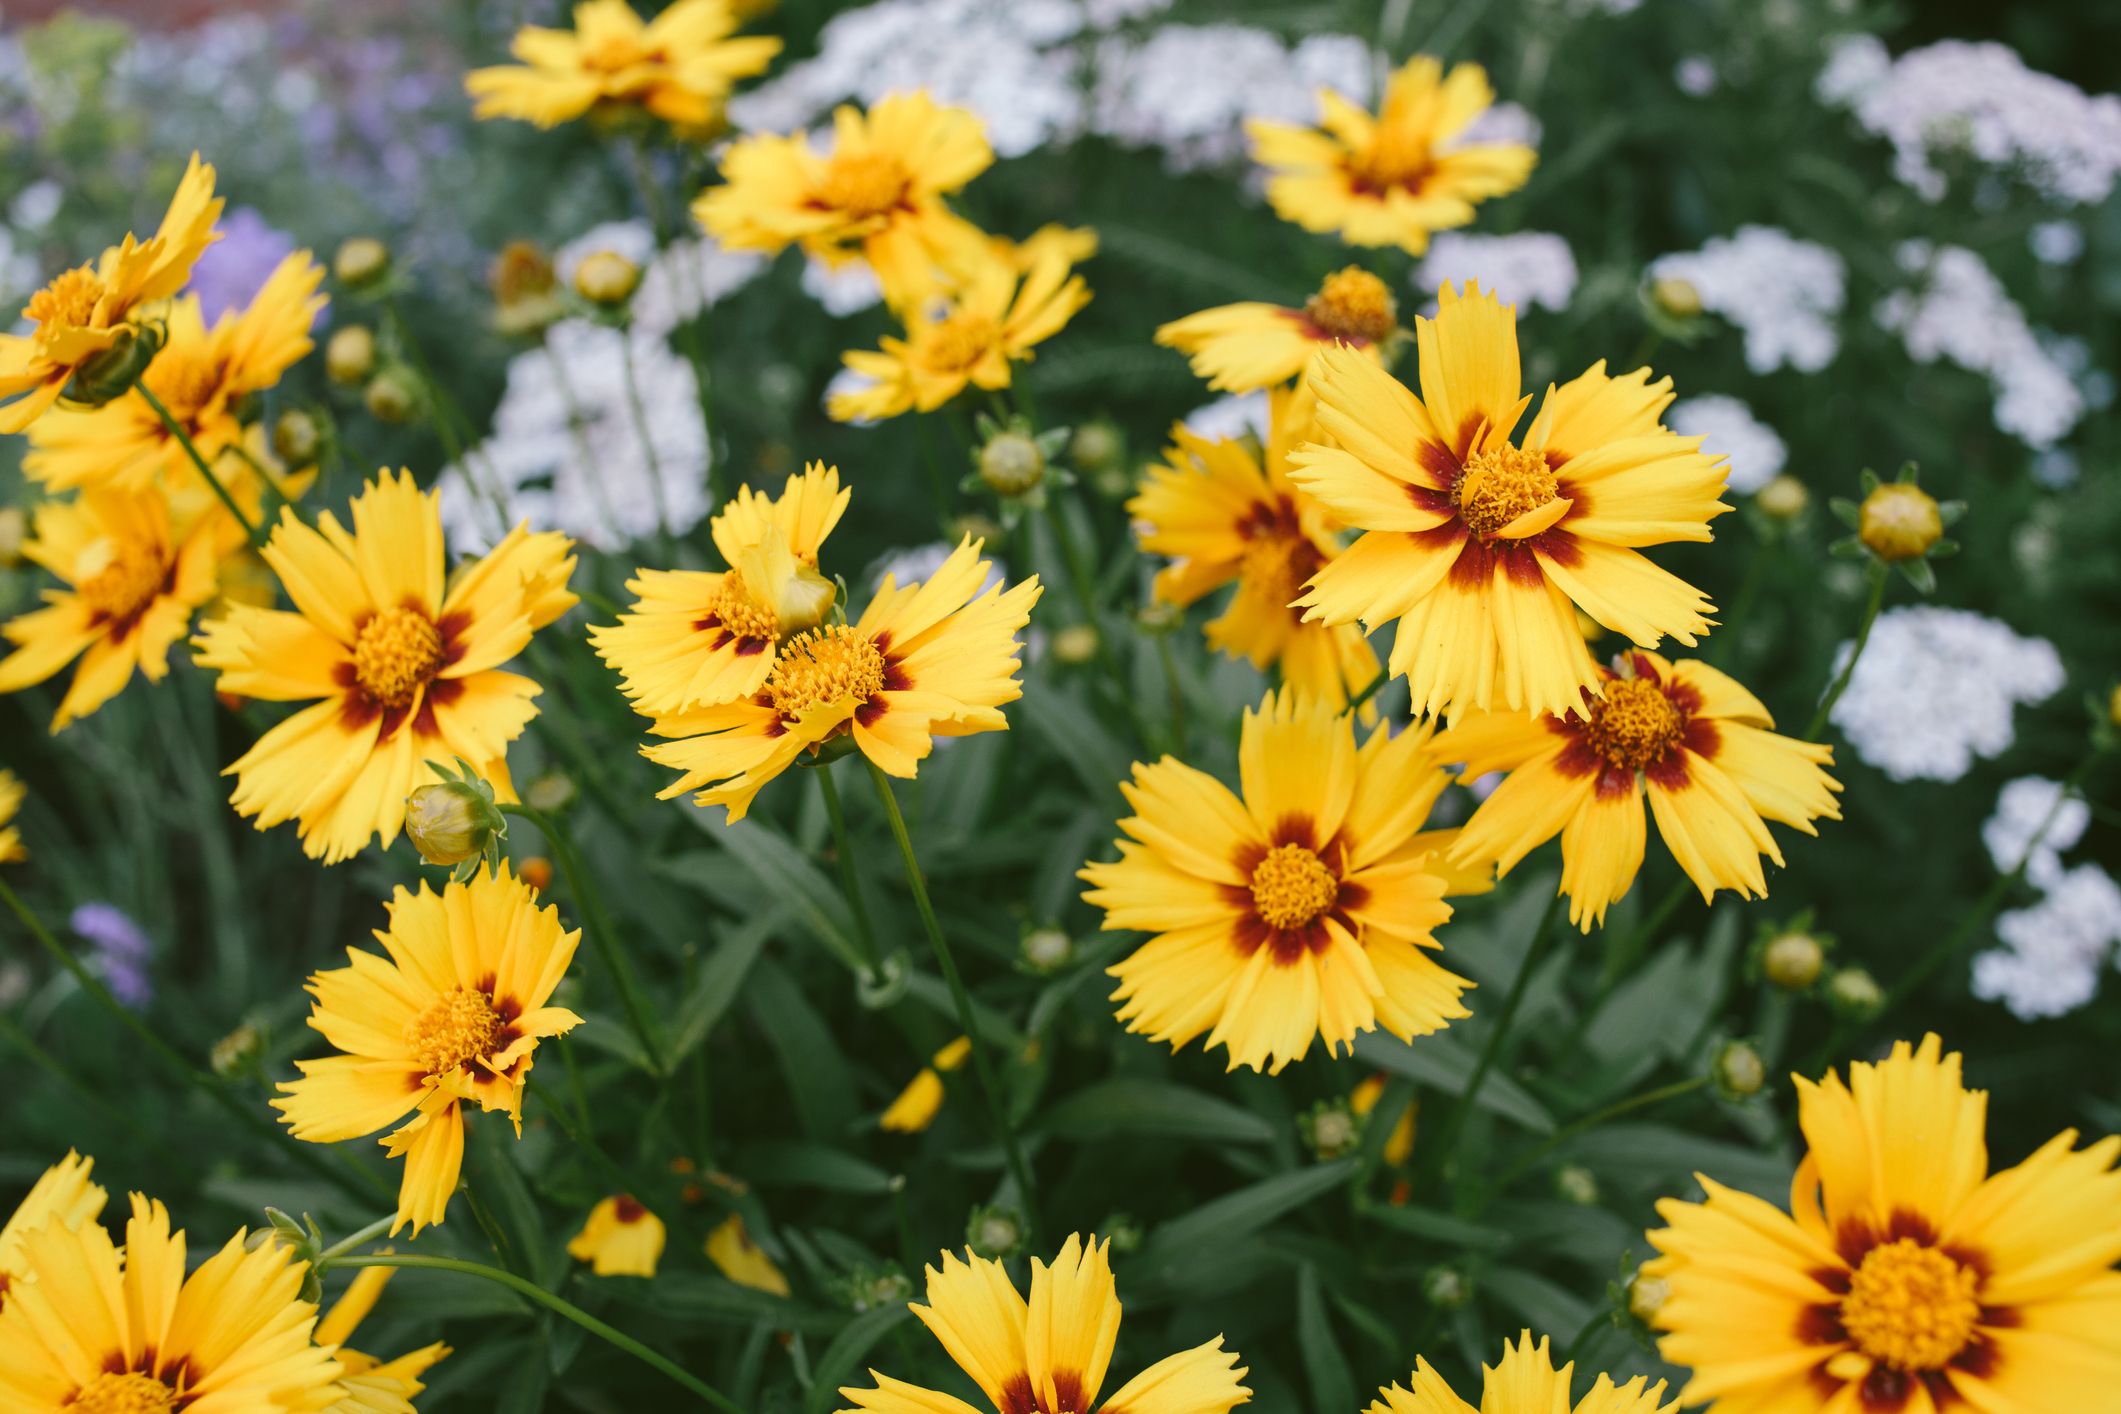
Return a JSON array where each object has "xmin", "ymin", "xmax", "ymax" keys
[
  {"xmin": 1069, "ymin": 421, "xmax": 1124, "ymax": 475},
  {"xmin": 1712, "ymin": 1039, "xmax": 1767, "ymax": 1100},
  {"xmin": 1859, "ymin": 482, "xmax": 1943, "ymax": 562},
  {"xmin": 1627, "ymin": 1272, "xmax": 1671, "ymax": 1324},
  {"xmin": 1756, "ymin": 475, "xmax": 1809, "ymax": 520},
  {"xmin": 326, "ymin": 325, "xmax": 376, "ymax": 386},
  {"xmin": 405, "ymin": 780, "xmax": 499, "ymax": 867},
  {"xmin": 574, "ymin": 250, "xmax": 641, "ymax": 306},
  {"xmin": 272, "ymin": 409, "xmax": 322, "ymax": 466},
  {"xmin": 363, "ymin": 366, "xmax": 420, "ymax": 424},
  {"xmin": 1021, "ymin": 926, "xmax": 1073, "ymax": 972},
  {"xmin": 966, "ymin": 1204, "xmax": 1024, "ymax": 1260},
  {"xmin": 1422, "ymin": 1266, "xmax": 1471, "ymax": 1310},
  {"xmin": 334, "ymin": 236, "xmax": 392, "ymax": 289},
  {"xmin": 1763, "ymin": 931, "xmax": 1826, "ymax": 991},
  {"xmin": 978, "ymin": 431, "xmax": 1046, "ymax": 498},
  {"xmin": 1051, "ymin": 623, "xmax": 1099, "ymax": 666},
  {"xmin": 1554, "ymin": 1164, "xmax": 1599, "ymax": 1206},
  {"xmin": 1824, "ymin": 966, "xmax": 1885, "ymax": 1020}
]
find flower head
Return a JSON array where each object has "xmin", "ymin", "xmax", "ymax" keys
[
  {"xmin": 880, "ymin": 1035, "xmax": 972, "ymax": 1134},
  {"xmin": 1291, "ymin": 283, "xmax": 1730, "ymax": 719},
  {"xmin": 1368, "ymin": 1331, "xmax": 1676, "ymax": 1414},
  {"xmin": 706, "ymin": 1214, "xmax": 790, "ymax": 1296},
  {"xmin": 466, "ymin": 0, "xmax": 780, "ymax": 132},
  {"xmin": 568, "ymin": 1196, "xmax": 667, "ymax": 1278},
  {"xmin": 274, "ymin": 867, "xmax": 583, "ymax": 1236},
  {"xmin": 1433, "ymin": 652, "xmax": 1842, "ymax": 930},
  {"xmin": 0, "ymin": 1151, "xmax": 105, "ymax": 1302},
  {"xmin": 314, "ymin": 1267, "xmax": 451, "ymax": 1414},
  {"xmin": 1247, "ymin": 57, "xmax": 1535, "ymax": 255},
  {"xmin": 1646, "ymin": 1035, "xmax": 2121, "ymax": 1412},
  {"xmin": 1155, "ymin": 266, "xmax": 1403, "ymax": 393},
  {"xmin": 837, "ymin": 1234, "xmax": 1250, "ymax": 1414}
]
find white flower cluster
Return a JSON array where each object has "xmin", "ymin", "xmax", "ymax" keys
[
  {"xmin": 1816, "ymin": 36, "xmax": 2121, "ymax": 207},
  {"xmin": 1648, "ymin": 226, "xmax": 1846, "ymax": 374},
  {"xmin": 1980, "ymin": 775, "xmax": 2091, "ymax": 890},
  {"xmin": 1876, "ymin": 242, "xmax": 2084, "ymax": 449},
  {"xmin": 1415, "ymin": 232, "xmax": 1578, "ymax": 314},
  {"xmin": 1666, "ymin": 395, "xmax": 1786, "ymax": 494},
  {"xmin": 439, "ymin": 319, "xmax": 711, "ymax": 554},
  {"xmin": 1827, "ymin": 607, "xmax": 2065, "ymax": 782},
  {"xmin": 1975, "ymin": 852, "xmax": 2121, "ymax": 1021}
]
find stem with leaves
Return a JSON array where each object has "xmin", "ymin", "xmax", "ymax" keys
[
  {"xmin": 137, "ymin": 384, "xmax": 260, "ymax": 544},
  {"xmin": 816, "ymin": 762, "xmax": 885, "ymax": 982}
]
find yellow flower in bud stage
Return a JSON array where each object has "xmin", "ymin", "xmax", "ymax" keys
[
  {"xmin": 880, "ymin": 1035, "xmax": 972, "ymax": 1134},
  {"xmin": 1130, "ymin": 383, "xmax": 1381, "ymax": 714},
  {"xmin": 0, "ymin": 769, "xmax": 27, "ymax": 864},
  {"xmin": 1291, "ymin": 285, "xmax": 1730, "ymax": 720},
  {"xmin": 1368, "ymin": 1331, "xmax": 1676, "ymax": 1414},
  {"xmin": 22, "ymin": 253, "xmax": 327, "ymax": 498},
  {"xmin": 837, "ymin": 1235, "xmax": 1250, "ymax": 1414},
  {"xmin": 314, "ymin": 1266, "xmax": 451, "ymax": 1414},
  {"xmin": 828, "ymin": 248, "xmax": 1090, "ymax": 423},
  {"xmin": 568, "ymin": 1196, "xmax": 667, "ymax": 1278},
  {"xmin": 0, "ymin": 1194, "xmax": 346, "ymax": 1411},
  {"xmin": 193, "ymin": 470, "xmax": 577, "ymax": 864},
  {"xmin": 590, "ymin": 463, "xmax": 849, "ymax": 719},
  {"xmin": 466, "ymin": 0, "xmax": 780, "ymax": 131},
  {"xmin": 274, "ymin": 866, "xmax": 583, "ymax": 1236},
  {"xmin": 0, "ymin": 486, "xmax": 220, "ymax": 731},
  {"xmin": 0, "ymin": 153, "xmax": 223, "ymax": 433},
  {"xmin": 0, "ymin": 1151, "xmax": 105, "ymax": 1301},
  {"xmin": 1155, "ymin": 267, "xmax": 1403, "ymax": 394},
  {"xmin": 1756, "ymin": 474, "xmax": 1809, "ymax": 520},
  {"xmin": 706, "ymin": 1214, "xmax": 790, "ymax": 1296},
  {"xmin": 573, "ymin": 250, "xmax": 641, "ymax": 305},
  {"xmin": 1646, "ymin": 1035, "xmax": 2121, "ymax": 1414},
  {"xmin": 1248, "ymin": 58, "xmax": 1535, "ymax": 256},
  {"xmin": 1858, "ymin": 481, "xmax": 1943, "ymax": 561},
  {"xmin": 326, "ymin": 326, "xmax": 376, "ymax": 386},
  {"xmin": 697, "ymin": 91, "xmax": 994, "ymax": 311},
  {"xmin": 646, "ymin": 537, "xmax": 1041, "ymax": 822},
  {"xmin": 1081, "ymin": 691, "xmax": 1493, "ymax": 1076},
  {"xmin": 1432, "ymin": 652, "xmax": 1843, "ymax": 931},
  {"xmin": 332, "ymin": 237, "xmax": 391, "ymax": 289}
]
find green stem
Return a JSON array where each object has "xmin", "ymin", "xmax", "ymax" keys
[
  {"xmin": 1344, "ymin": 666, "xmax": 1389, "ymax": 716},
  {"xmin": 1490, "ymin": 1075, "xmax": 1707, "ymax": 1195},
  {"xmin": 1431, "ymin": 888, "xmax": 1565, "ymax": 1188},
  {"xmin": 1705, "ymin": 537, "xmax": 1768, "ymax": 668},
  {"xmin": 1042, "ymin": 497, "xmax": 1150, "ymax": 747},
  {"xmin": 314, "ymin": 1214, "xmax": 395, "ymax": 1266},
  {"xmin": 1154, "ymin": 634, "xmax": 1187, "ymax": 758},
  {"xmin": 137, "ymin": 384, "xmax": 259, "ymax": 544},
  {"xmin": 327, "ymin": 1253, "xmax": 745, "ymax": 1412},
  {"xmin": 863, "ymin": 758, "xmax": 1037, "ymax": 1226},
  {"xmin": 617, "ymin": 333, "xmax": 679, "ymax": 557},
  {"xmin": 816, "ymin": 762, "xmax": 885, "ymax": 980},
  {"xmin": 1805, "ymin": 561, "xmax": 1889, "ymax": 742}
]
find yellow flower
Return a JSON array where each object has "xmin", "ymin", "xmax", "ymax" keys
[
  {"xmin": 465, "ymin": 0, "xmax": 780, "ymax": 132},
  {"xmin": 1155, "ymin": 267, "xmax": 1404, "ymax": 394},
  {"xmin": 0, "ymin": 1151, "xmax": 105, "ymax": 1300},
  {"xmin": 273, "ymin": 866, "xmax": 583, "ymax": 1236},
  {"xmin": 589, "ymin": 463, "xmax": 848, "ymax": 719},
  {"xmin": 1291, "ymin": 284, "xmax": 1730, "ymax": 720},
  {"xmin": 828, "ymin": 248, "xmax": 1089, "ymax": 422},
  {"xmin": 696, "ymin": 91, "xmax": 994, "ymax": 310},
  {"xmin": 1248, "ymin": 57, "xmax": 1535, "ymax": 255},
  {"xmin": 0, "ymin": 153, "xmax": 223, "ymax": 433},
  {"xmin": 991, "ymin": 222, "xmax": 1099, "ymax": 273},
  {"xmin": 0, "ymin": 769, "xmax": 27, "ymax": 864},
  {"xmin": 0, "ymin": 486, "xmax": 221, "ymax": 731},
  {"xmin": 706, "ymin": 1214, "xmax": 790, "ymax": 1296},
  {"xmin": 1368, "ymin": 1331, "xmax": 1675, "ymax": 1414},
  {"xmin": 193, "ymin": 470, "xmax": 577, "ymax": 863},
  {"xmin": 568, "ymin": 1196, "xmax": 667, "ymax": 1278},
  {"xmin": 1080, "ymin": 691, "xmax": 1490, "ymax": 1075},
  {"xmin": 22, "ymin": 252, "xmax": 326, "ymax": 497},
  {"xmin": 837, "ymin": 1234, "xmax": 1250, "ymax": 1414},
  {"xmin": 1646, "ymin": 1035, "xmax": 2121, "ymax": 1413},
  {"xmin": 880, "ymin": 1035, "xmax": 972, "ymax": 1134},
  {"xmin": 1433, "ymin": 651, "xmax": 1843, "ymax": 931},
  {"xmin": 647, "ymin": 537, "xmax": 1040, "ymax": 823},
  {"xmin": 1349, "ymin": 1075, "xmax": 1415, "ymax": 1169},
  {"xmin": 1129, "ymin": 384, "xmax": 1380, "ymax": 714},
  {"xmin": 0, "ymin": 1193, "xmax": 346, "ymax": 1410},
  {"xmin": 315, "ymin": 1267, "xmax": 451, "ymax": 1414}
]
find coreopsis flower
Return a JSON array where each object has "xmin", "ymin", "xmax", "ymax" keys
[
  {"xmin": 21, "ymin": 252, "xmax": 326, "ymax": 496},
  {"xmin": 880, "ymin": 1035, "xmax": 972, "ymax": 1134},
  {"xmin": 568, "ymin": 1196, "xmax": 667, "ymax": 1277},
  {"xmin": 1129, "ymin": 384, "xmax": 1380, "ymax": 713},
  {"xmin": 1291, "ymin": 285, "xmax": 1730, "ymax": 719},
  {"xmin": 314, "ymin": 1267, "xmax": 451, "ymax": 1414},
  {"xmin": 0, "ymin": 1151, "xmax": 104, "ymax": 1300},
  {"xmin": 0, "ymin": 769, "xmax": 26, "ymax": 864},
  {"xmin": 1155, "ymin": 267, "xmax": 1403, "ymax": 393},
  {"xmin": 1247, "ymin": 58, "xmax": 1534, "ymax": 256},
  {"xmin": 1369, "ymin": 1331, "xmax": 1675, "ymax": 1414},
  {"xmin": 193, "ymin": 470, "xmax": 577, "ymax": 864},
  {"xmin": 1080, "ymin": 691, "xmax": 1490, "ymax": 1075},
  {"xmin": 1349, "ymin": 1074, "xmax": 1415, "ymax": 1169},
  {"xmin": 589, "ymin": 463, "xmax": 847, "ymax": 718},
  {"xmin": 697, "ymin": 91, "xmax": 993, "ymax": 310},
  {"xmin": 0, "ymin": 153, "xmax": 223, "ymax": 433},
  {"xmin": 0, "ymin": 1194, "xmax": 345, "ymax": 1409},
  {"xmin": 0, "ymin": 486, "xmax": 220, "ymax": 731},
  {"xmin": 465, "ymin": 0, "xmax": 780, "ymax": 132},
  {"xmin": 1434, "ymin": 652, "xmax": 1842, "ymax": 931},
  {"xmin": 992, "ymin": 222, "xmax": 1099, "ymax": 274},
  {"xmin": 827, "ymin": 248, "xmax": 1089, "ymax": 422},
  {"xmin": 706, "ymin": 1215, "xmax": 791, "ymax": 1296},
  {"xmin": 837, "ymin": 1235, "xmax": 1250, "ymax": 1414},
  {"xmin": 1645, "ymin": 1035, "xmax": 2121, "ymax": 1412},
  {"xmin": 273, "ymin": 866, "xmax": 583, "ymax": 1236},
  {"xmin": 647, "ymin": 537, "xmax": 1040, "ymax": 823}
]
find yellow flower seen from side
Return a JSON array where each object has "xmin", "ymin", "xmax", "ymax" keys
[
  {"xmin": 828, "ymin": 248, "xmax": 1089, "ymax": 422},
  {"xmin": 192, "ymin": 470, "xmax": 577, "ymax": 863},
  {"xmin": 647, "ymin": 536, "xmax": 1040, "ymax": 823},
  {"xmin": 706, "ymin": 1214, "xmax": 791, "ymax": 1297},
  {"xmin": 1645, "ymin": 1034, "xmax": 2121, "ymax": 1413},
  {"xmin": 1155, "ymin": 267, "xmax": 1404, "ymax": 394},
  {"xmin": 1081, "ymin": 691, "xmax": 1492, "ymax": 1076},
  {"xmin": 698, "ymin": 91, "xmax": 994, "ymax": 310},
  {"xmin": 315, "ymin": 1266, "xmax": 451, "ymax": 1414},
  {"xmin": 1130, "ymin": 383, "xmax": 1380, "ymax": 714},
  {"xmin": 590, "ymin": 463, "xmax": 848, "ymax": 719},
  {"xmin": 0, "ymin": 153, "xmax": 223, "ymax": 433},
  {"xmin": 0, "ymin": 769, "xmax": 27, "ymax": 865},
  {"xmin": 568, "ymin": 1196, "xmax": 667, "ymax": 1278},
  {"xmin": 837, "ymin": 1234, "xmax": 1250, "ymax": 1414},
  {"xmin": 272, "ymin": 866, "xmax": 584, "ymax": 1236},
  {"xmin": 1248, "ymin": 57, "xmax": 1535, "ymax": 255},
  {"xmin": 1369, "ymin": 1330, "xmax": 1676, "ymax": 1414},
  {"xmin": 465, "ymin": 0, "xmax": 780, "ymax": 132},
  {"xmin": 991, "ymin": 222, "xmax": 1099, "ymax": 274},
  {"xmin": 0, "ymin": 1151, "xmax": 105, "ymax": 1302},
  {"xmin": 1433, "ymin": 652, "xmax": 1842, "ymax": 931},
  {"xmin": 1292, "ymin": 284, "xmax": 1730, "ymax": 719},
  {"xmin": 0, "ymin": 486, "xmax": 220, "ymax": 731},
  {"xmin": 880, "ymin": 1034, "xmax": 972, "ymax": 1134}
]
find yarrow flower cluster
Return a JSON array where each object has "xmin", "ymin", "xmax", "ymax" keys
[
  {"xmin": 1648, "ymin": 226, "xmax": 1846, "ymax": 373},
  {"xmin": 1970, "ymin": 777, "xmax": 2120, "ymax": 1020},
  {"xmin": 1414, "ymin": 231, "xmax": 1578, "ymax": 314},
  {"xmin": 1666, "ymin": 395, "xmax": 1787, "ymax": 494}
]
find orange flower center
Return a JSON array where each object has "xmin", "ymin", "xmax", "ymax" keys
[
  {"xmin": 1351, "ymin": 135, "xmax": 1431, "ymax": 194},
  {"xmin": 1303, "ymin": 267, "xmax": 1397, "ymax": 344},
  {"xmin": 407, "ymin": 985, "xmax": 506, "ymax": 1077},
  {"xmin": 1239, "ymin": 533, "xmax": 1324, "ymax": 612},
  {"xmin": 1580, "ymin": 677, "xmax": 1684, "ymax": 772},
  {"xmin": 1455, "ymin": 444, "xmax": 1558, "ymax": 539},
  {"xmin": 764, "ymin": 624, "xmax": 886, "ymax": 719},
  {"xmin": 583, "ymin": 33, "xmax": 659, "ymax": 74},
  {"xmin": 76, "ymin": 536, "xmax": 167, "ymax": 626},
  {"xmin": 148, "ymin": 347, "xmax": 228, "ymax": 423},
  {"xmin": 70, "ymin": 1371, "xmax": 177, "ymax": 1414},
  {"xmin": 817, "ymin": 151, "xmax": 910, "ymax": 221},
  {"xmin": 1249, "ymin": 842, "xmax": 1339, "ymax": 931},
  {"xmin": 705, "ymin": 575, "xmax": 782, "ymax": 646},
  {"xmin": 924, "ymin": 312, "xmax": 998, "ymax": 374},
  {"xmin": 352, "ymin": 606, "xmax": 444, "ymax": 710},
  {"xmin": 25, "ymin": 266, "xmax": 105, "ymax": 330},
  {"xmin": 1841, "ymin": 1239, "xmax": 1981, "ymax": 1372}
]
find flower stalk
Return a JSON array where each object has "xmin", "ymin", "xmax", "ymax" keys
[{"xmin": 136, "ymin": 382, "xmax": 261, "ymax": 545}]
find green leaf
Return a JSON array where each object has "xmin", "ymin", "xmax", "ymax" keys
[
  {"xmin": 1034, "ymin": 1078, "xmax": 1276, "ymax": 1146},
  {"xmin": 1569, "ymin": 1121, "xmax": 1795, "ymax": 1199},
  {"xmin": 746, "ymin": 957, "xmax": 859, "ymax": 1139},
  {"xmin": 1357, "ymin": 1203, "xmax": 1511, "ymax": 1250},
  {"xmin": 805, "ymin": 1305, "xmax": 913, "ymax": 1414},
  {"xmin": 1351, "ymin": 1033, "xmax": 1555, "ymax": 1134},
  {"xmin": 665, "ymin": 909, "xmax": 777, "ymax": 1065},
  {"xmin": 1135, "ymin": 1160, "xmax": 1355, "ymax": 1282},
  {"xmin": 665, "ymin": 819, "xmax": 867, "ymax": 974},
  {"xmin": 1020, "ymin": 684, "xmax": 1135, "ymax": 801},
  {"xmin": 1483, "ymin": 1266, "xmax": 1595, "ymax": 1340},
  {"xmin": 1297, "ymin": 1263, "xmax": 1357, "ymax": 1414},
  {"xmin": 739, "ymin": 1140, "xmax": 898, "ymax": 1195}
]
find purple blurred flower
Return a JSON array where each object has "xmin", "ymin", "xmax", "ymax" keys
[
  {"xmin": 184, "ymin": 207, "xmax": 298, "ymax": 322},
  {"xmin": 70, "ymin": 902, "xmax": 152, "ymax": 1011}
]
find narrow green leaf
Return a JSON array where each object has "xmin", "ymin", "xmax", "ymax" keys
[
  {"xmin": 1020, "ymin": 685, "xmax": 1134, "ymax": 800},
  {"xmin": 1352, "ymin": 1033, "xmax": 1555, "ymax": 1134},
  {"xmin": 666, "ymin": 909, "xmax": 777, "ymax": 1064},
  {"xmin": 1136, "ymin": 1160, "xmax": 1356, "ymax": 1279},
  {"xmin": 739, "ymin": 1139, "xmax": 897, "ymax": 1195},
  {"xmin": 1034, "ymin": 1078, "xmax": 1276, "ymax": 1146},
  {"xmin": 746, "ymin": 958, "xmax": 859, "ymax": 1139},
  {"xmin": 1357, "ymin": 1203, "xmax": 1511, "ymax": 1250},
  {"xmin": 1297, "ymin": 1263, "xmax": 1357, "ymax": 1414},
  {"xmin": 805, "ymin": 1305, "xmax": 912, "ymax": 1414}
]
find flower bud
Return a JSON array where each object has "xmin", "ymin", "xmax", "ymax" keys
[
  {"xmin": 574, "ymin": 250, "xmax": 641, "ymax": 306},
  {"xmin": 1070, "ymin": 420, "xmax": 1124, "ymax": 475},
  {"xmin": 1553, "ymin": 1164, "xmax": 1599, "ymax": 1206},
  {"xmin": 0, "ymin": 506, "xmax": 25, "ymax": 568},
  {"xmin": 1762, "ymin": 931, "xmax": 1825, "ymax": 990},
  {"xmin": 1858, "ymin": 482, "xmax": 1942, "ymax": 561},
  {"xmin": 1051, "ymin": 623, "xmax": 1099, "ymax": 666},
  {"xmin": 1103, "ymin": 1213, "xmax": 1143, "ymax": 1254},
  {"xmin": 210, "ymin": 1021, "xmax": 264, "ymax": 1078},
  {"xmin": 1650, "ymin": 276, "xmax": 1702, "ymax": 319},
  {"xmin": 404, "ymin": 778, "xmax": 502, "ymax": 868},
  {"xmin": 2110, "ymin": 683, "xmax": 2121, "ymax": 732},
  {"xmin": 1627, "ymin": 1272, "xmax": 1671, "ymax": 1324},
  {"xmin": 1824, "ymin": 966, "xmax": 1885, "ymax": 1020},
  {"xmin": 527, "ymin": 772, "xmax": 576, "ymax": 813},
  {"xmin": 272, "ymin": 408, "xmax": 322, "ymax": 466},
  {"xmin": 325, "ymin": 325, "xmax": 376, "ymax": 386},
  {"xmin": 1711, "ymin": 1039, "xmax": 1767, "ymax": 1099},
  {"xmin": 363, "ymin": 366, "xmax": 419, "ymax": 424},
  {"xmin": 1756, "ymin": 475, "xmax": 1809, "ymax": 520},
  {"xmin": 1422, "ymin": 1266, "xmax": 1471, "ymax": 1310},
  {"xmin": 334, "ymin": 236, "xmax": 392, "ymax": 289},
  {"xmin": 1137, "ymin": 601, "xmax": 1184, "ymax": 634},
  {"xmin": 966, "ymin": 1204, "xmax": 1024, "ymax": 1260},
  {"xmin": 978, "ymin": 431, "xmax": 1046, "ymax": 498},
  {"xmin": 518, "ymin": 855, "xmax": 553, "ymax": 892},
  {"xmin": 1021, "ymin": 926, "xmax": 1072, "ymax": 972},
  {"xmin": 64, "ymin": 322, "xmax": 165, "ymax": 408},
  {"xmin": 1302, "ymin": 1099, "xmax": 1360, "ymax": 1161}
]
